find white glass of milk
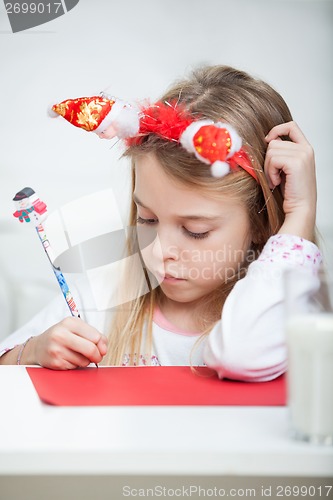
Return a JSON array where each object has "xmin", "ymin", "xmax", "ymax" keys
[{"xmin": 285, "ymin": 268, "xmax": 333, "ymax": 445}]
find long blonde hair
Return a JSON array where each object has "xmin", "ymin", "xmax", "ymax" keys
[{"xmin": 102, "ymin": 65, "xmax": 293, "ymax": 366}]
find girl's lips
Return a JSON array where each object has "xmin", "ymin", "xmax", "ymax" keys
[
  {"xmin": 154, "ymin": 271, "xmax": 186, "ymax": 282},
  {"xmin": 163, "ymin": 274, "xmax": 186, "ymax": 282}
]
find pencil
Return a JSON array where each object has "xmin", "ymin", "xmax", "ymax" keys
[{"xmin": 13, "ymin": 187, "xmax": 99, "ymax": 368}]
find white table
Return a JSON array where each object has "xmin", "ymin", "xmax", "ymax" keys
[{"xmin": 0, "ymin": 366, "xmax": 332, "ymax": 499}]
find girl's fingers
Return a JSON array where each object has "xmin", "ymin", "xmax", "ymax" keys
[
  {"xmin": 69, "ymin": 337, "xmax": 103, "ymax": 363},
  {"xmin": 61, "ymin": 317, "xmax": 102, "ymax": 345},
  {"xmin": 53, "ymin": 328, "xmax": 104, "ymax": 363},
  {"xmin": 62, "ymin": 348, "xmax": 92, "ymax": 368},
  {"xmin": 37, "ymin": 339, "xmax": 91, "ymax": 370},
  {"xmin": 97, "ymin": 336, "xmax": 108, "ymax": 356},
  {"xmin": 265, "ymin": 152, "xmax": 303, "ymax": 189},
  {"xmin": 265, "ymin": 139, "xmax": 304, "ymax": 153},
  {"xmin": 37, "ymin": 319, "xmax": 108, "ymax": 369},
  {"xmin": 60, "ymin": 318, "xmax": 108, "ymax": 356},
  {"xmin": 264, "ymin": 131, "xmax": 315, "ymax": 191},
  {"xmin": 265, "ymin": 121, "xmax": 309, "ymax": 145}
]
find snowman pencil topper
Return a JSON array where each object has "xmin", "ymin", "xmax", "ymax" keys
[
  {"xmin": 50, "ymin": 94, "xmax": 258, "ymax": 180},
  {"xmin": 12, "ymin": 187, "xmax": 81, "ymax": 317}
]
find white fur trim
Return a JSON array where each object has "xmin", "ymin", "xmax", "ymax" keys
[
  {"xmin": 180, "ymin": 120, "xmax": 213, "ymax": 164},
  {"xmin": 211, "ymin": 161, "xmax": 230, "ymax": 177},
  {"xmin": 113, "ymin": 106, "xmax": 140, "ymax": 138},
  {"xmin": 95, "ymin": 100, "xmax": 140, "ymax": 138},
  {"xmin": 215, "ymin": 122, "xmax": 242, "ymax": 158},
  {"xmin": 94, "ymin": 99, "xmax": 126, "ymax": 134}
]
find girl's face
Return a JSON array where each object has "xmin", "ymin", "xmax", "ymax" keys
[{"xmin": 134, "ymin": 153, "xmax": 252, "ymax": 305}]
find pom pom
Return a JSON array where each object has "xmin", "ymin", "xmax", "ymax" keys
[
  {"xmin": 48, "ymin": 104, "xmax": 59, "ymax": 118},
  {"xmin": 211, "ymin": 161, "xmax": 230, "ymax": 178}
]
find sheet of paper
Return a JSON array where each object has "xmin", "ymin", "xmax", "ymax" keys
[{"xmin": 27, "ymin": 367, "xmax": 286, "ymax": 407}]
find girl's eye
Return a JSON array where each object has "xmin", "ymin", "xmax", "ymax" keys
[
  {"xmin": 136, "ymin": 216, "xmax": 157, "ymax": 225},
  {"xmin": 184, "ymin": 229, "xmax": 210, "ymax": 240},
  {"xmin": 136, "ymin": 217, "xmax": 209, "ymax": 239}
]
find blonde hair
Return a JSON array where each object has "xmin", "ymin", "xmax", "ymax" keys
[{"xmin": 102, "ymin": 65, "xmax": 293, "ymax": 366}]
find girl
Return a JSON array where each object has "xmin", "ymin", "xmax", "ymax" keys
[{"xmin": 0, "ymin": 65, "xmax": 321, "ymax": 381}]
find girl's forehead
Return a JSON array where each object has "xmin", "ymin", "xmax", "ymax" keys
[{"xmin": 133, "ymin": 154, "xmax": 246, "ymax": 216}]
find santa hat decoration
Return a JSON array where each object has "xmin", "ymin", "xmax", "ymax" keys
[
  {"xmin": 51, "ymin": 94, "xmax": 140, "ymax": 140},
  {"xmin": 180, "ymin": 120, "xmax": 256, "ymax": 179},
  {"xmin": 50, "ymin": 95, "xmax": 257, "ymax": 181}
]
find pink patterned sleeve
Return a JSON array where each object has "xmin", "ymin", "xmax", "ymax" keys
[
  {"xmin": 0, "ymin": 345, "xmax": 19, "ymax": 358},
  {"xmin": 256, "ymin": 234, "xmax": 322, "ymax": 271}
]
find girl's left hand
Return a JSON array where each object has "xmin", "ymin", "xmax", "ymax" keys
[{"xmin": 264, "ymin": 121, "xmax": 316, "ymax": 241}]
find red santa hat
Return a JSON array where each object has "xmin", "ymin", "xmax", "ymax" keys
[
  {"xmin": 50, "ymin": 94, "xmax": 140, "ymax": 139},
  {"xmin": 180, "ymin": 120, "xmax": 247, "ymax": 178}
]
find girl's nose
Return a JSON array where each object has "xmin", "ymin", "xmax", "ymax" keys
[{"xmin": 152, "ymin": 229, "xmax": 179, "ymax": 262}]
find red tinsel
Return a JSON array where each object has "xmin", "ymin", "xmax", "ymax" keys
[{"xmin": 126, "ymin": 101, "xmax": 193, "ymax": 145}]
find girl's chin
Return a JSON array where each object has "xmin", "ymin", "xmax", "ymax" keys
[{"xmin": 159, "ymin": 283, "xmax": 203, "ymax": 304}]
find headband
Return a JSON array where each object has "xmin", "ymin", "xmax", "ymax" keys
[{"xmin": 51, "ymin": 94, "xmax": 258, "ymax": 181}]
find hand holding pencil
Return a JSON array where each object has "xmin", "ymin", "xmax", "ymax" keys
[
  {"xmin": 11, "ymin": 187, "xmax": 107, "ymax": 369},
  {"xmin": 28, "ymin": 317, "xmax": 108, "ymax": 370}
]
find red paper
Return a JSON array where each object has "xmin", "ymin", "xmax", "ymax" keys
[{"xmin": 26, "ymin": 366, "xmax": 286, "ymax": 407}]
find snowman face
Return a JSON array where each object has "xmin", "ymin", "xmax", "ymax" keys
[{"xmin": 16, "ymin": 198, "xmax": 30, "ymax": 209}]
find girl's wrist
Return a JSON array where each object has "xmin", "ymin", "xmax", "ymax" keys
[
  {"xmin": 278, "ymin": 211, "xmax": 316, "ymax": 242},
  {"xmin": 18, "ymin": 336, "xmax": 38, "ymax": 365}
]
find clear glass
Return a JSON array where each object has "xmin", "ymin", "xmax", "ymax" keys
[{"xmin": 285, "ymin": 268, "xmax": 333, "ymax": 445}]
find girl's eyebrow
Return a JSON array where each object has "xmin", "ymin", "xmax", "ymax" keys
[
  {"xmin": 133, "ymin": 194, "xmax": 224, "ymax": 222},
  {"xmin": 178, "ymin": 214, "xmax": 224, "ymax": 222}
]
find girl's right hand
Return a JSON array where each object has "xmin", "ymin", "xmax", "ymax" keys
[
  {"xmin": 27, "ymin": 317, "xmax": 108, "ymax": 369},
  {"xmin": 264, "ymin": 121, "xmax": 316, "ymax": 241}
]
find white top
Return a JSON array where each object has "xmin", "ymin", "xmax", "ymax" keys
[{"xmin": 0, "ymin": 234, "xmax": 322, "ymax": 381}]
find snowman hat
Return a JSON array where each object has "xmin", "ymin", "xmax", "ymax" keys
[{"xmin": 13, "ymin": 187, "xmax": 35, "ymax": 201}]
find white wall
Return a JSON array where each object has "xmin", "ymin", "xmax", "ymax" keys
[{"xmin": 0, "ymin": 0, "xmax": 332, "ymax": 338}]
